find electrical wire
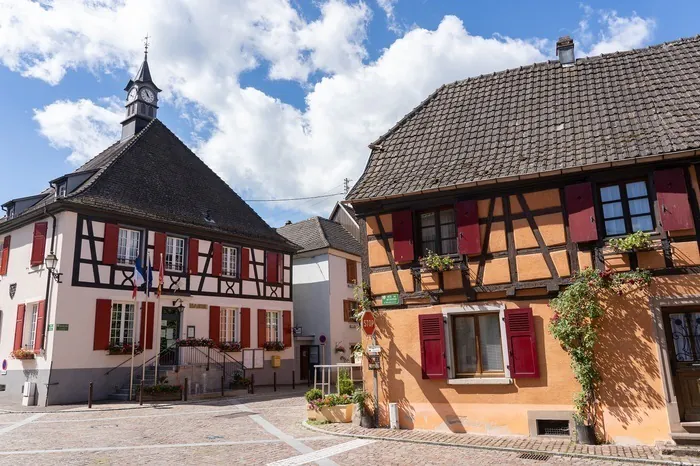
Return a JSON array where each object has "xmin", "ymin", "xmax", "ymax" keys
[{"xmin": 243, "ymin": 192, "xmax": 345, "ymax": 202}]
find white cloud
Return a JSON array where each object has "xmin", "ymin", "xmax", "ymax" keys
[
  {"xmin": 575, "ymin": 7, "xmax": 655, "ymax": 56},
  {"xmin": 376, "ymin": 0, "xmax": 402, "ymax": 34}
]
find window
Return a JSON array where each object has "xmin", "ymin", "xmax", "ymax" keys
[
  {"xmin": 266, "ymin": 311, "xmax": 281, "ymax": 343},
  {"xmin": 7, "ymin": 205, "xmax": 14, "ymax": 219},
  {"xmin": 24, "ymin": 303, "xmax": 39, "ymax": 349},
  {"xmin": 117, "ymin": 228, "xmax": 140, "ymax": 265},
  {"xmin": 346, "ymin": 259, "xmax": 358, "ymax": 285},
  {"xmin": 57, "ymin": 184, "xmax": 67, "ymax": 197},
  {"xmin": 219, "ymin": 308, "xmax": 237, "ymax": 342},
  {"xmin": 419, "ymin": 208, "xmax": 457, "ymax": 256},
  {"xmin": 222, "ymin": 246, "xmax": 238, "ymax": 277},
  {"xmin": 600, "ymin": 180, "xmax": 654, "ymax": 237},
  {"xmin": 343, "ymin": 300, "xmax": 358, "ymax": 322},
  {"xmin": 165, "ymin": 236, "xmax": 185, "ymax": 272},
  {"xmin": 109, "ymin": 302, "xmax": 135, "ymax": 346},
  {"xmin": 451, "ymin": 313, "xmax": 504, "ymax": 377}
]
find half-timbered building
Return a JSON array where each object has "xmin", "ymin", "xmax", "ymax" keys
[
  {"xmin": 347, "ymin": 35, "xmax": 700, "ymax": 445},
  {"xmin": 0, "ymin": 53, "xmax": 297, "ymax": 405}
]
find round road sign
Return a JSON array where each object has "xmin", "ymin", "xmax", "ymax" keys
[{"xmin": 319, "ymin": 334, "xmax": 327, "ymax": 344}]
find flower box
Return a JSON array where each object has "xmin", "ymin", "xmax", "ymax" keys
[
  {"xmin": 217, "ymin": 341, "xmax": 242, "ymax": 352},
  {"xmin": 307, "ymin": 404, "xmax": 353, "ymax": 423},
  {"xmin": 177, "ymin": 338, "xmax": 215, "ymax": 348},
  {"xmin": 142, "ymin": 390, "xmax": 182, "ymax": 402},
  {"xmin": 10, "ymin": 349, "xmax": 35, "ymax": 360},
  {"xmin": 107, "ymin": 344, "xmax": 143, "ymax": 355},
  {"xmin": 263, "ymin": 341, "xmax": 285, "ymax": 351}
]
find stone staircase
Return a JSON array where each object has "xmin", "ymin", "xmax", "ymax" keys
[{"xmin": 108, "ymin": 365, "xmax": 175, "ymax": 401}]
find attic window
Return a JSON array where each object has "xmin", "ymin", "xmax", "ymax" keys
[
  {"xmin": 57, "ymin": 184, "xmax": 67, "ymax": 198},
  {"xmin": 204, "ymin": 210, "xmax": 215, "ymax": 224},
  {"xmin": 7, "ymin": 205, "xmax": 14, "ymax": 219}
]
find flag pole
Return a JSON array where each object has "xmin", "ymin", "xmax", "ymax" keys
[
  {"xmin": 154, "ymin": 252, "xmax": 163, "ymax": 382},
  {"xmin": 129, "ymin": 294, "xmax": 137, "ymax": 401},
  {"xmin": 142, "ymin": 252, "xmax": 150, "ymax": 385}
]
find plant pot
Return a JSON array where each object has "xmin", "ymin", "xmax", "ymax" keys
[
  {"xmin": 308, "ymin": 405, "xmax": 354, "ymax": 423},
  {"xmin": 360, "ymin": 412, "xmax": 374, "ymax": 428},
  {"xmin": 576, "ymin": 424, "xmax": 596, "ymax": 445}
]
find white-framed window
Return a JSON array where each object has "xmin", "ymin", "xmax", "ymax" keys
[
  {"xmin": 117, "ymin": 228, "xmax": 141, "ymax": 265},
  {"xmin": 222, "ymin": 246, "xmax": 238, "ymax": 277},
  {"xmin": 219, "ymin": 308, "xmax": 238, "ymax": 342},
  {"xmin": 165, "ymin": 236, "xmax": 185, "ymax": 272},
  {"xmin": 57, "ymin": 184, "xmax": 67, "ymax": 197},
  {"xmin": 7, "ymin": 205, "xmax": 14, "ymax": 219},
  {"xmin": 110, "ymin": 302, "xmax": 135, "ymax": 346},
  {"xmin": 266, "ymin": 311, "xmax": 281, "ymax": 343},
  {"xmin": 24, "ymin": 303, "xmax": 39, "ymax": 349}
]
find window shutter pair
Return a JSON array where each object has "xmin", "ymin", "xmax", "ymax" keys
[
  {"xmin": 139, "ymin": 302, "xmax": 155, "ymax": 350},
  {"xmin": 0, "ymin": 235, "xmax": 10, "ymax": 275},
  {"xmin": 283, "ymin": 310, "xmax": 292, "ymax": 347},
  {"xmin": 153, "ymin": 232, "xmax": 166, "ymax": 270},
  {"xmin": 209, "ymin": 305, "xmax": 221, "ymax": 343},
  {"xmin": 188, "ymin": 238, "xmax": 199, "ymax": 274},
  {"xmin": 212, "ymin": 242, "xmax": 222, "ymax": 276},
  {"xmin": 266, "ymin": 252, "xmax": 283, "ymax": 283},
  {"xmin": 346, "ymin": 259, "xmax": 358, "ymax": 284},
  {"xmin": 258, "ymin": 309, "xmax": 266, "ymax": 347},
  {"xmin": 103, "ymin": 224, "xmax": 119, "ymax": 265},
  {"xmin": 14, "ymin": 304, "xmax": 26, "ymax": 351},
  {"xmin": 30, "ymin": 222, "xmax": 48, "ymax": 266}
]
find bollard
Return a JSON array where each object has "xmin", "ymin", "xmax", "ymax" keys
[
  {"xmin": 184, "ymin": 378, "xmax": 188, "ymax": 402},
  {"xmin": 139, "ymin": 381, "xmax": 144, "ymax": 406},
  {"xmin": 273, "ymin": 372, "xmax": 277, "ymax": 392},
  {"xmin": 221, "ymin": 375, "xmax": 225, "ymax": 397},
  {"xmin": 250, "ymin": 373, "xmax": 255, "ymax": 395},
  {"xmin": 88, "ymin": 382, "xmax": 93, "ymax": 409},
  {"xmin": 307, "ymin": 370, "xmax": 311, "ymax": 388},
  {"xmin": 292, "ymin": 370, "xmax": 295, "ymax": 390}
]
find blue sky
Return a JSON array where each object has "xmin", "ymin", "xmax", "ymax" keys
[{"xmin": 0, "ymin": 0, "xmax": 698, "ymax": 227}]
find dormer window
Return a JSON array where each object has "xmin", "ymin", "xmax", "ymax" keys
[
  {"xmin": 7, "ymin": 205, "xmax": 14, "ymax": 219},
  {"xmin": 57, "ymin": 184, "xmax": 67, "ymax": 198}
]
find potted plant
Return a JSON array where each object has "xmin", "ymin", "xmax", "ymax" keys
[
  {"xmin": 608, "ymin": 231, "xmax": 653, "ymax": 253},
  {"xmin": 351, "ymin": 390, "xmax": 373, "ymax": 428},
  {"xmin": 420, "ymin": 250, "xmax": 454, "ymax": 272},
  {"xmin": 142, "ymin": 376, "xmax": 182, "ymax": 401},
  {"xmin": 263, "ymin": 341, "xmax": 285, "ymax": 351},
  {"xmin": 10, "ymin": 348, "xmax": 35, "ymax": 360},
  {"xmin": 334, "ymin": 343, "xmax": 346, "ymax": 354},
  {"xmin": 229, "ymin": 370, "xmax": 250, "ymax": 390},
  {"xmin": 307, "ymin": 392, "xmax": 354, "ymax": 423},
  {"xmin": 218, "ymin": 341, "xmax": 242, "ymax": 352}
]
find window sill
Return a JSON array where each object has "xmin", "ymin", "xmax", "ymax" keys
[{"xmin": 447, "ymin": 377, "xmax": 512, "ymax": 386}]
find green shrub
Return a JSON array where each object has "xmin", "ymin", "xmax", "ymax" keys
[
  {"xmin": 305, "ymin": 388, "xmax": 323, "ymax": 402},
  {"xmin": 337, "ymin": 369, "xmax": 354, "ymax": 396}
]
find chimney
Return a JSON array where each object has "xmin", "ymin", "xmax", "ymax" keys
[
  {"xmin": 556, "ymin": 36, "xmax": 575, "ymax": 66},
  {"xmin": 285, "ymin": 220, "xmax": 292, "ymax": 225}
]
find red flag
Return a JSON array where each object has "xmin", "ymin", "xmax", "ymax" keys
[{"xmin": 158, "ymin": 253, "xmax": 164, "ymax": 297}]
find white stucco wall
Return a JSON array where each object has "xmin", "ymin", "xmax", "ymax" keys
[{"xmin": 327, "ymin": 252, "xmax": 362, "ymax": 365}]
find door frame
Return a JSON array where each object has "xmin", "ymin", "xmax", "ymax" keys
[{"xmin": 160, "ymin": 306, "xmax": 182, "ymax": 365}]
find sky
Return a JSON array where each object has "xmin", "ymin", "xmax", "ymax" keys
[{"xmin": 0, "ymin": 0, "xmax": 698, "ymax": 228}]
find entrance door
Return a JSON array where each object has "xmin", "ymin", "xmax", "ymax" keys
[
  {"xmin": 160, "ymin": 307, "xmax": 181, "ymax": 366},
  {"xmin": 299, "ymin": 345, "xmax": 320, "ymax": 381},
  {"xmin": 665, "ymin": 310, "xmax": 700, "ymax": 421}
]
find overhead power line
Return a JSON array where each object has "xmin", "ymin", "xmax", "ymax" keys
[{"xmin": 243, "ymin": 192, "xmax": 345, "ymax": 202}]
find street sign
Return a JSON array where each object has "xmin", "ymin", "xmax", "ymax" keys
[
  {"xmin": 367, "ymin": 345, "xmax": 381, "ymax": 355},
  {"xmin": 319, "ymin": 334, "xmax": 327, "ymax": 344},
  {"xmin": 367, "ymin": 354, "xmax": 380, "ymax": 370},
  {"xmin": 55, "ymin": 324, "xmax": 69, "ymax": 331},
  {"xmin": 361, "ymin": 312, "xmax": 376, "ymax": 336},
  {"xmin": 381, "ymin": 294, "xmax": 400, "ymax": 305}
]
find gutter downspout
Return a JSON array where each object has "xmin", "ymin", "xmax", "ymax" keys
[{"xmin": 42, "ymin": 206, "xmax": 57, "ymax": 407}]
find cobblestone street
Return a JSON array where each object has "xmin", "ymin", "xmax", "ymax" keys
[{"xmin": 0, "ymin": 390, "xmax": 694, "ymax": 465}]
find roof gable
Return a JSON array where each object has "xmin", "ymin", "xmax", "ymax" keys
[{"xmin": 277, "ymin": 217, "xmax": 362, "ymax": 256}]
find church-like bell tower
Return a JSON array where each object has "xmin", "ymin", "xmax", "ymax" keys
[{"xmin": 121, "ymin": 36, "xmax": 161, "ymax": 140}]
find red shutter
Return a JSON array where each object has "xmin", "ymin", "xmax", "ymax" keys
[
  {"xmin": 188, "ymin": 238, "xmax": 199, "ymax": 274},
  {"xmin": 655, "ymin": 168, "xmax": 694, "ymax": 231},
  {"xmin": 93, "ymin": 299, "xmax": 111, "ymax": 350},
  {"xmin": 418, "ymin": 314, "xmax": 447, "ymax": 379},
  {"xmin": 505, "ymin": 308, "xmax": 539, "ymax": 379},
  {"xmin": 30, "ymin": 222, "xmax": 48, "ymax": 266},
  {"xmin": 0, "ymin": 235, "xmax": 10, "ymax": 275},
  {"xmin": 34, "ymin": 301, "xmax": 46, "ymax": 352},
  {"xmin": 565, "ymin": 183, "xmax": 598, "ymax": 243},
  {"xmin": 266, "ymin": 252, "xmax": 279, "ymax": 283},
  {"xmin": 153, "ymin": 233, "xmax": 166, "ymax": 270},
  {"xmin": 212, "ymin": 242, "xmax": 222, "ymax": 276},
  {"xmin": 240, "ymin": 248, "xmax": 250, "ymax": 279},
  {"xmin": 102, "ymin": 224, "xmax": 119, "ymax": 265},
  {"xmin": 209, "ymin": 306, "xmax": 221, "ymax": 343},
  {"xmin": 240, "ymin": 308, "xmax": 251, "ymax": 347},
  {"xmin": 283, "ymin": 310, "xmax": 292, "ymax": 347},
  {"xmin": 258, "ymin": 309, "xmax": 266, "ymax": 347},
  {"xmin": 14, "ymin": 304, "xmax": 26, "ymax": 351},
  {"xmin": 139, "ymin": 302, "xmax": 155, "ymax": 349},
  {"xmin": 455, "ymin": 200, "xmax": 481, "ymax": 255},
  {"xmin": 392, "ymin": 210, "xmax": 414, "ymax": 262}
]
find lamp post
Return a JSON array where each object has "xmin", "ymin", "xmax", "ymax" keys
[{"xmin": 44, "ymin": 252, "xmax": 62, "ymax": 283}]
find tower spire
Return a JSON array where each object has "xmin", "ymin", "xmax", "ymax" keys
[
  {"xmin": 143, "ymin": 33, "xmax": 150, "ymax": 60},
  {"xmin": 120, "ymin": 36, "xmax": 160, "ymax": 140}
]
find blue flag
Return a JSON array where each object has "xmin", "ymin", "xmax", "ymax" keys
[
  {"xmin": 133, "ymin": 257, "xmax": 153, "ymax": 298},
  {"xmin": 145, "ymin": 256, "xmax": 153, "ymax": 297}
]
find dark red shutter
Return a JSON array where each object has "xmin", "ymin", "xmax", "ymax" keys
[
  {"xmin": 266, "ymin": 252, "xmax": 279, "ymax": 283},
  {"xmin": 93, "ymin": 299, "xmax": 111, "ymax": 350},
  {"xmin": 505, "ymin": 308, "xmax": 539, "ymax": 378},
  {"xmin": 392, "ymin": 210, "xmax": 414, "ymax": 262},
  {"xmin": 0, "ymin": 235, "xmax": 10, "ymax": 275},
  {"xmin": 240, "ymin": 308, "xmax": 251, "ymax": 347},
  {"xmin": 30, "ymin": 222, "xmax": 48, "ymax": 266},
  {"xmin": 240, "ymin": 248, "xmax": 250, "ymax": 279},
  {"xmin": 455, "ymin": 200, "xmax": 481, "ymax": 254},
  {"xmin": 188, "ymin": 238, "xmax": 199, "ymax": 274},
  {"xmin": 139, "ymin": 302, "xmax": 155, "ymax": 349},
  {"xmin": 418, "ymin": 314, "xmax": 447, "ymax": 379},
  {"xmin": 258, "ymin": 309, "xmax": 266, "ymax": 347},
  {"xmin": 34, "ymin": 301, "xmax": 46, "ymax": 352},
  {"xmin": 655, "ymin": 168, "xmax": 694, "ymax": 231},
  {"xmin": 212, "ymin": 242, "xmax": 222, "ymax": 276},
  {"xmin": 565, "ymin": 182, "xmax": 598, "ymax": 243},
  {"xmin": 153, "ymin": 233, "xmax": 166, "ymax": 270},
  {"xmin": 209, "ymin": 306, "xmax": 221, "ymax": 343},
  {"xmin": 102, "ymin": 224, "xmax": 119, "ymax": 265},
  {"xmin": 14, "ymin": 304, "xmax": 26, "ymax": 351},
  {"xmin": 283, "ymin": 310, "xmax": 292, "ymax": 347}
]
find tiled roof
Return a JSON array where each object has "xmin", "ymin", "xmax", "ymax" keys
[
  {"xmin": 348, "ymin": 36, "xmax": 700, "ymax": 201},
  {"xmin": 277, "ymin": 217, "xmax": 363, "ymax": 256}
]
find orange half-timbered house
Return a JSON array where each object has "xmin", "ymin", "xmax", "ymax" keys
[{"xmin": 347, "ymin": 36, "xmax": 700, "ymax": 445}]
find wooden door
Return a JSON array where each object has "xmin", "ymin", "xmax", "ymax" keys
[
  {"xmin": 300, "ymin": 346, "xmax": 310, "ymax": 381},
  {"xmin": 665, "ymin": 310, "xmax": 700, "ymax": 421}
]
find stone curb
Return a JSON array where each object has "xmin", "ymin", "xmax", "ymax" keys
[{"xmin": 301, "ymin": 421, "xmax": 697, "ymax": 466}]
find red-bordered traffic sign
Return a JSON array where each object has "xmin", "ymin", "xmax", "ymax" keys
[{"xmin": 361, "ymin": 312, "xmax": 376, "ymax": 336}]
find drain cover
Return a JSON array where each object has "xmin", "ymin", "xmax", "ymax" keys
[{"xmin": 518, "ymin": 453, "xmax": 552, "ymax": 461}]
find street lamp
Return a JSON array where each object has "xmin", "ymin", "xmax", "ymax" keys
[
  {"xmin": 172, "ymin": 298, "xmax": 185, "ymax": 313},
  {"xmin": 45, "ymin": 252, "xmax": 62, "ymax": 283}
]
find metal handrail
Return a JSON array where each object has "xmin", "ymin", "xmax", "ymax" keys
[{"xmin": 104, "ymin": 342, "xmax": 178, "ymax": 376}]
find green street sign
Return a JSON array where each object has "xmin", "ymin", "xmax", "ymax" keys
[
  {"xmin": 381, "ymin": 293, "xmax": 400, "ymax": 306},
  {"xmin": 55, "ymin": 324, "xmax": 69, "ymax": 331},
  {"xmin": 47, "ymin": 324, "xmax": 54, "ymax": 331}
]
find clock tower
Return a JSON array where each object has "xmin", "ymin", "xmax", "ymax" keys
[{"xmin": 121, "ymin": 39, "xmax": 161, "ymax": 140}]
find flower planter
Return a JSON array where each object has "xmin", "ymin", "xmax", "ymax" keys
[
  {"xmin": 576, "ymin": 424, "xmax": 596, "ymax": 445},
  {"xmin": 10, "ymin": 350, "xmax": 35, "ymax": 360},
  {"xmin": 142, "ymin": 390, "xmax": 182, "ymax": 402},
  {"xmin": 307, "ymin": 404, "xmax": 353, "ymax": 423}
]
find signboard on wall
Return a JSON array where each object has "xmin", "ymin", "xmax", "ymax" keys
[
  {"xmin": 381, "ymin": 294, "xmax": 400, "ymax": 305},
  {"xmin": 189, "ymin": 303, "xmax": 207, "ymax": 309},
  {"xmin": 243, "ymin": 349, "xmax": 264, "ymax": 369}
]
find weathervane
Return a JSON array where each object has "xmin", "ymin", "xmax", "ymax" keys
[{"xmin": 144, "ymin": 33, "xmax": 150, "ymax": 59}]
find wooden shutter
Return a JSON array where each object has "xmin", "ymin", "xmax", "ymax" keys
[
  {"xmin": 266, "ymin": 252, "xmax": 279, "ymax": 283},
  {"xmin": 343, "ymin": 300, "xmax": 353, "ymax": 322},
  {"xmin": 209, "ymin": 306, "xmax": 221, "ymax": 343},
  {"xmin": 418, "ymin": 314, "xmax": 447, "ymax": 379},
  {"xmin": 93, "ymin": 299, "xmax": 112, "ymax": 350},
  {"xmin": 240, "ymin": 308, "xmax": 251, "ymax": 347},
  {"xmin": 30, "ymin": 222, "xmax": 48, "ymax": 266},
  {"xmin": 0, "ymin": 235, "xmax": 10, "ymax": 275},
  {"xmin": 139, "ymin": 302, "xmax": 155, "ymax": 349},
  {"xmin": 258, "ymin": 309, "xmax": 267, "ymax": 347},
  {"xmin": 14, "ymin": 304, "xmax": 26, "ymax": 351},
  {"xmin": 212, "ymin": 242, "xmax": 222, "ymax": 276},
  {"xmin": 283, "ymin": 310, "xmax": 292, "ymax": 347},
  {"xmin": 34, "ymin": 301, "xmax": 46, "ymax": 352},
  {"xmin": 505, "ymin": 308, "xmax": 539, "ymax": 378},
  {"xmin": 455, "ymin": 200, "xmax": 481, "ymax": 254},
  {"xmin": 102, "ymin": 223, "xmax": 119, "ymax": 265},
  {"xmin": 153, "ymin": 233, "xmax": 166, "ymax": 270},
  {"xmin": 392, "ymin": 210, "xmax": 414, "ymax": 263},
  {"xmin": 188, "ymin": 238, "xmax": 199, "ymax": 274},
  {"xmin": 346, "ymin": 259, "xmax": 357, "ymax": 284},
  {"xmin": 655, "ymin": 168, "xmax": 694, "ymax": 231},
  {"xmin": 565, "ymin": 182, "xmax": 598, "ymax": 243},
  {"xmin": 240, "ymin": 248, "xmax": 250, "ymax": 279}
]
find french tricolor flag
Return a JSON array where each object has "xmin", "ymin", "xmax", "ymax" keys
[{"xmin": 132, "ymin": 258, "xmax": 147, "ymax": 299}]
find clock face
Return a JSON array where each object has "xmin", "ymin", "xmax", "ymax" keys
[
  {"xmin": 127, "ymin": 87, "xmax": 138, "ymax": 102},
  {"xmin": 140, "ymin": 88, "xmax": 155, "ymax": 103}
]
